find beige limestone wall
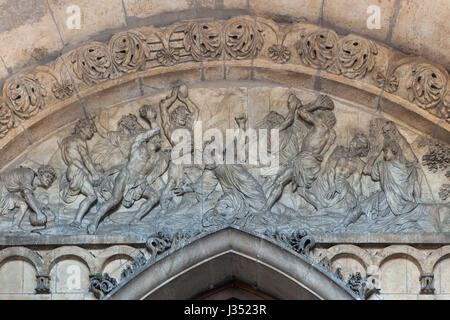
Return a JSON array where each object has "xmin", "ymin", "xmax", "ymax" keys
[{"xmin": 0, "ymin": 244, "xmax": 450, "ymax": 300}]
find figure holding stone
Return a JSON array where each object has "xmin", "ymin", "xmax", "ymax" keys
[{"xmin": 0, "ymin": 165, "xmax": 56, "ymax": 230}]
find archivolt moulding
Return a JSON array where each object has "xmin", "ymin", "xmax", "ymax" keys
[{"xmin": 0, "ymin": 15, "xmax": 449, "ymax": 170}]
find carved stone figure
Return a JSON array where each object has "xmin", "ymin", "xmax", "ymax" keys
[
  {"xmin": 87, "ymin": 127, "xmax": 166, "ymax": 234},
  {"xmin": 265, "ymin": 94, "xmax": 337, "ymax": 212},
  {"xmin": 159, "ymin": 85, "xmax": 200, "ymax": 210},
  {"xmin": 0, "ymin": 165, "xmax": 56, "ymax": 229},
  {"xmin": 340, "ymin": 139, "xmax": 441, "ymax": 232},
  {"xmin": 60, "ymin": 117, "xmax": 103, "ymax": 229},
  {"xmin": 309, "ymin": 133, "xmax": 370, "ymax": 212}
]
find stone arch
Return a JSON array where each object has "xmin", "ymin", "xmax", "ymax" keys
[
  {"xmin": 42, "ymin": 246, "xmax": 97, "ymax": 276},
  {"xmin": 105, "ymin": 228, "xmax": 358, "ymax": 300},
  {"xmin": 0, "ymin": 247, "xmax": 44, "ymax": 274},
  {"xmin": 95, "ymin": 245, "xmax": 143, "ymax": 273},
  {"xmin": 376, "ymin": 245, "xmax": 426, "ymax": 274},
  {"xmin": 326, "ymin": 245, "xmax": 373, "ymax": 270}
]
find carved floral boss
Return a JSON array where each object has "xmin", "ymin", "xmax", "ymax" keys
[{"xmin": 0, "ymin": 16, "xmax": 449, "ymax": 140}]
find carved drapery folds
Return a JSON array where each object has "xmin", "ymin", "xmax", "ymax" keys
[{"xmin": 0, "ymin": 15, "xmax": 449, "ymax": 143}]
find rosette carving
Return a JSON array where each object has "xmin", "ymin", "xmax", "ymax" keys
[
  {"xmin": 4, "ymin": 75, "xmax": 47, "ymax": 119},
  {"xmin": 156, "ymin": 48, "xmax": 180, "ymax": 66},
  {"xmin": 109, "ymin": 31, "xmax": 149, "ymax": 73},
  {"xmin": 296, "ymin": 28, "xmax": 339, "ymax": 69},
  {"xmin": 184, "ymin": 21, "xmax": 223, "ymax": 60},
  {"xmin": 334, "ymin": 35, "xmax": 378, "ymax": 79},
  {"xmin": 407, "ymin": 63, "xmax": 448, "ymax": 110},
  {"xmin": 69, "ymin": 42, "xmax": 114, "ymax": 84},
  {"xmin": 268, "ymin": 44, "xmax": 291, "ymax": 64},
  {"xmin": 223, "ymin": 18, "xmax": 263, "ymax": 59},
  {"xmin": 0, "ymin": 99, "xmax": 15, "ymax": 138}
]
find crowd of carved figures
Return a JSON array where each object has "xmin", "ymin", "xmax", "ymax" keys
[
  {"xmin": 0, "ymin": 84, "xmax": 448, "ymax": 236},
  {"xmin": 0, "ymin": 16, "xmax": 449, "ymax": 140}
]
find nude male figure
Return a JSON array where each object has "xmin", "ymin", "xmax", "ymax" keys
[
  {"xmin": 87, "ymin": 127, "xmax": 163, "ymax": 234},
  {"xmin": 60, "ymin": 118, "xmax": 104, "ymax": 229},
  {"xmin": 265, "ymin": 95, "xmax": 337, "ymax": 212}
]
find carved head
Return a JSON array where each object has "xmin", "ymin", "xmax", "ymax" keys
[
  {"xmin": 139, "ymin": 104, "xmax": 158, "ymax": 123},
  {"xmin": 74, "ymin": 117, "xmax": 97, "ymax": 140},
  {"xmin": 170, "ymin": 104, "xmax": 190, "ymax": 127},
  {"xmin": 37, "ymin": 165, "xmax": 57, "ymax": 189},
  {"xmin": 383, "ymin": 139, "xmax": 402, "ymax": 162},
  {"xmin": 118, "ymin": 114, "xmax": 143, "ymax": 134},
  {"xmin": 382, "ymin": 121, "xmax": 398, "ymax": 139},
  {"xmin": 349, "ymin": 133, "xmax": 370, "ymax": 158}
]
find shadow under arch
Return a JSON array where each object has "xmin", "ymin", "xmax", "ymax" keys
[{"xmin": 105, "ymin": 227, "xmax": 358, "ymax": 300}]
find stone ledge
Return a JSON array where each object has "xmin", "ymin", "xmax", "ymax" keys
[{"xmin": 1, "ymin": 232, "xmax": 449, "ymax": 247}]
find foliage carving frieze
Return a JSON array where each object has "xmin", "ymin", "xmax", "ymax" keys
[{"xmin": 0, "ymin": 16, "xmax": 449, "ymax": 141}]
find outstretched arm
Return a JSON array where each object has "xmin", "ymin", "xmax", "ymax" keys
[
  {"xmin": 160, "ymin": 89, "xmax": 178, "ymax": 145},
  {"xmin": 298, "ymin": 105, "xmax": 319, "ymax": 126},
  {"xmin": 132, "ymin": 128, "xmax": 161, "ymax": 147}
]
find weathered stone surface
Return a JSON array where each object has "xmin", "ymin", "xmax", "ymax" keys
[
  {"xmin": 391, "ymin": 0, "xmax": 450, "ymax": 70},
  {"xmin": 48, "ymin": 0, "xmax": 127, "ymax": 45},
  {"xmin": 123, "ymin": 0, "xmax": 193, "ymax": 18},
  {"xmin": 0, "ymin": 0, "xmax": 63, "ymax": 71},
  {"xmin": 322, "ymin": 0, "xmax": 397, "ymax": 42}
]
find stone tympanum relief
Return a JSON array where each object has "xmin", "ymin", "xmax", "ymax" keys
[{"xmin": 0, "ymin": 86, "xmax": 448, "ymax": 238}]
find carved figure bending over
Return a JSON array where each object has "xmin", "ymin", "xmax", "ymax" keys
[
  {"xmin": 0, "ymin": 165, "xmax": 56, "ymax": 229},
  {"xmin": 87, "ymin": 127, "xmax": 165, "ymax": 234}
]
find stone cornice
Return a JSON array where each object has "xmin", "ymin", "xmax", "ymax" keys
[{"xmin": 0, "ymin": 15, "xmax": 448, "ymax": 156}]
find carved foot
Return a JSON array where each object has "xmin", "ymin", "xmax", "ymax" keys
[{"xmin": 87, "ymin": 223, "xmax": 97, "ymax": 235}]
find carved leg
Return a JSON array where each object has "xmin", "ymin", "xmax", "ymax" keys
[
  {"xmin": 13, "ymin": 200, "xmax": 29, "ymax": 229},
  {"xmin": 87, "ymin": 173, "xmax": 126, "ymax": 234},
  {"xmin": 265, "ymin": 167, "xmax": 293, "ymax": 212},
  {"xmin": 71, "ymin": 182, "xmax": 97, "ymax": 229},
  {"xmin": 132, "ymin": 188, "xmax": 160, "ymax": 222}
]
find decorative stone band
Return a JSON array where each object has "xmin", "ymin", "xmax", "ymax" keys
[
  {"xmin": 1, "ymin": 229, "xmax": 450, "ymax": 298},
  {"xmin": 0, "ymin": 15, "xmax": 448, "ymax": 146}
]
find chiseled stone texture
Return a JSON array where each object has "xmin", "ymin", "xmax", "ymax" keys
[
  {"xmin": 390, "ymin": 0, "xmax": 450, "ymax": 70},
  {"xmin": 322, "ymin": 0, "xmax": 397, "ymax": 41},
  {"xmin": 249, "ymin": 0, "xmax": 322, "ymax": 23},
  {"xmin": 123, "ymin": 0, "xmax": 193, "ymax": 18},
  {"xmin": 48, "ymin": 0, "xmax": 127, "ymax": 45},
  {"xmin": 0, "ymin": 0, "xmax": 63, "ymax": 72}
]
